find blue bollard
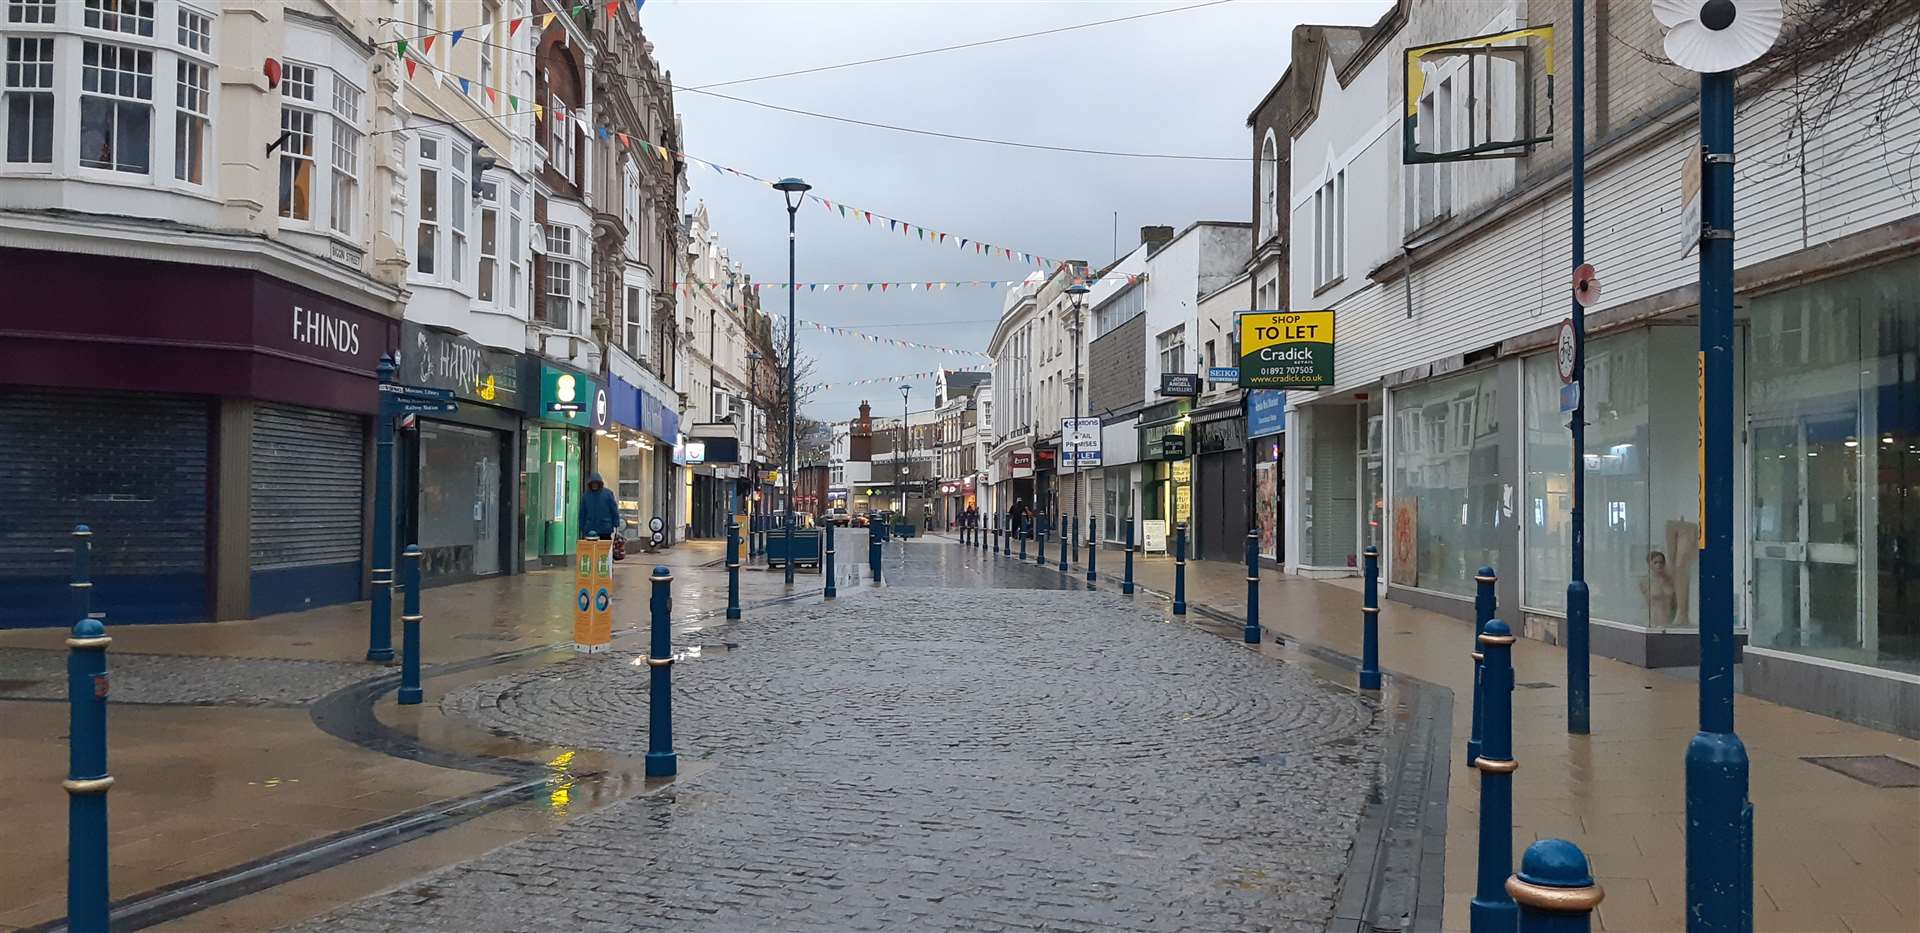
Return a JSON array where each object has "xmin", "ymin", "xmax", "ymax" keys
[
  {"xmin": 869, "ymin": 524, "xmax": 883, "ymax": 585},
  {"xmin": 1172, "ymin": 522, "xmax": 1188, "ymax": 616},
  {"xmin": 1244, "ymin": 530, "xmax": 1261, "ymax": 644},
  {"xmin": 725, "ymin": 522, "xmax": 742, "ymax": 620},
  {"xmin": 1471, "ymin": 566, "xmax": 1497, "ymax": 766},
  {"xmin": 645, "ymin": 566, "xmax": 677, "ymax": 777},
  {"xmin": 1508, "ymin": 839, "xmax": 1604, "ymax": 933},
  {"xmin": 1361, "ymin": 546, "xmax": 1382, "ymax": 690},
  {"xmin": 1037, "ymin": 515, "xmax": 1048, "ymax": 566},
  {"xmin": 1122, "ymin": 518, "xmax": 1135, "ymax": 595},
  {"xmin": 71, "ymin": 524, "xmax": 92, "ymax": 620},
  {"xmin": 1019, "ymin": 521, "xmax": 1028, "ymax": 561},
  {"xmin": 1086, "ymin": 517, "xmax": 1098, "ymax": 583},
  {"xmin": 824, "ymin": 523, "xmax": 837, "ymax": 600},
  {"xmin": 398, "ymin": 545, "xmax": 424, "ymax": 705},
  {"xmin": 1471, "ymin": 618, "xmax": 1519, "ymax": 933},
  {"xmin": 1058, "ymin": 513, "xmax": 1069, "ymax": 573},
  {"xmin": 66, "ymin": 618, "xmax": 111, "ymax": 933}
]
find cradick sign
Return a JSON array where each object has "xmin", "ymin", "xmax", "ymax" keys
[{"xmin": 1239, "ymin": 311, "xmax": 1334, "ymax": 389}]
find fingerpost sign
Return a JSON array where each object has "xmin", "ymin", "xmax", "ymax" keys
[{"xmin": 1239, "ymin": 311, "xmax": 1334, "ymax": 389}]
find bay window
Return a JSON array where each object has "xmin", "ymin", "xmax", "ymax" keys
[
  {"xmin": 507, "ymin": 186, "xmax": 525, "ymax": 312},
  {"xmin": 329, "ymin": 75, "xmax": 359, "ymax": 235},
  {"xmin": 542, "ymin": 224, "xmax": 576, "ymax": 329},
  {"xmin": 79, "ymin": 40, "xmax": 151, "ymax": 173},
  {"xmin": 449, "ymin": 139, "xmax": 468, "ymax": 286},
  {"xmin": 415, "ymin": 136, "xmax": 438, "ymax": 274},
  {"xmin": 477, "ymin": 180, "xmax": 499, "ymax": 303},
  {"xmin": 4, "ymin": 36, "xmax": 53, "ymax": 164},
  {"xmin": 548, "ymin": 96, "xmax": 573, "ymax": 182},
  {"xmin": 84, "ymin": 0, "xmax": 153, "ymax": 38},
  {"xmin": 624, "ymin": 283, "xmax": 646, "ymax": 359},
  {"xmin": 277, "ymin": 61, "xmax": 316, "ymax": 218},
  {"xmin": 172, "ymin": 57, "xmax": 207, "ymax": 183}
]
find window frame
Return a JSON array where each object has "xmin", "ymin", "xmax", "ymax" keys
[
  {"xmin": 476, "ymin": 179, "xmax": 500, "ymax": 305},
  {"xmin": 78, "ymin": 38, "xmax": 155, "ymax": 175},
  {"xmin": 4, "ymin": 34, "xmax": 55, "ymax": 167},
  {"xmin": 327, "ymin": 74, "xmax": 360, "ymax": 236},
  {"xmin": 414, "ymin": 134, "xmax": 440, "ymax": 276}
]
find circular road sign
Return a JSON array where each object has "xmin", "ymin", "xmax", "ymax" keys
[{"xmin": 1556, "ymin": 319, "xmax": 1578, "ymax": 384}]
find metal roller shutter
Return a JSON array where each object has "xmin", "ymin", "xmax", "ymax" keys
[
  {"xmin": 0, "ymin": 388, "xmax": 209, "ymax": 626},
  {"xmin": 249, "ymin": 404, "xmax": 365, "ymax": 615}
]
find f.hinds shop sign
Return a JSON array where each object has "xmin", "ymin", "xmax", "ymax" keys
[{"xmin": 291, "ymin": 305, "xmax": 362, "ymax": 356}]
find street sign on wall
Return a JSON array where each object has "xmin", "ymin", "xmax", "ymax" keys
[
  {"xmin": 1207, "ymin": 367, "xmax": 1240, "ymax": 382},
  {"xmin": 1238, "ymin": 310, "xmax": 1334, "ymax": 389}
]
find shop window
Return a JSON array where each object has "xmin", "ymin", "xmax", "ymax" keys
[
  {"xmin": 4, "ymin": 36, "xmax": 54, "ymax": 164},
  {"xmin": 1389, "ymin": 366, "xmax": 1502, "ymax": 595},
  {"xmin": 1522, "ymin": 328, "xmax": 1683, "ymax": 628},
  {"xmin": 84, "ymin": 0, "xmax": 153, "ymax": 38},
  {"xmin": 1745, "ymin": 258, "xmax": 1920, "ymax": 674},
  {"xmin": 80, "ymin": 40, "xmax": 152, "ymax": 173}
]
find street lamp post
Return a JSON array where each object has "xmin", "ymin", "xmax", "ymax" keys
[
  {"xmin": 747, "ymin": 349, "xmax": 762, "ymax": 556},
  {"xmin": 1066, "ymin": 281, "xmax": 1089, "ymax": 576},
  {"xmin": 774, "ymin": 177, "xmax": 810, "ymax": 586},
  {"xmin": 900, "ymin": 384, "xmax": 911, "ymax": 534}
]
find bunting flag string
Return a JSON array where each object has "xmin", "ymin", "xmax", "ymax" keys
[
  {"xmin": 802, "ymin": 370, "xmax": 936, "ymax": 387},
  {"xmin": 385, "ymin": 46, "xmax": 1066, "ymax": 269},
  {"xmin": 795, "ymin": 321, "xmax": 988, "ymax": 358},
  {"xmin": 383, "ymin": 1, "xmax": 639, "ymax": 53},
  {"xmin": 674, "ymin": 275, "xmax": 1139, "ymax": 295}
]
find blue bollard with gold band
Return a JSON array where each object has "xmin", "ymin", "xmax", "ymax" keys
[
  {"xmin": 1173, "ymin": 522, "xmax": 1188, "ymax": 616},
  {"xmin": 66, "ymin": 618, "xmax": 111, "ymax": 933},
  {"xmin": 645, "ymin": 566, "xmax": 677, "ymax": 778},
  {"xmin": 1244, "ymin": 530, "xmax": 1261, "ymax": 644},
  {"xmin": 71, "ymin": 524, "xmax": 92, "ymax": 620},
  {"xmin": 1361, "ymin": 546, "xmax": 1382, "ymax": 690},
  {"xmin": 1086, "ymin": 517, "xmax": 1098, "ymax": 583},
  {"xmin": 1471, "ymin": 618, "xmax": 1519, "ymax": 933},
  {"xmin": 1508, "ymin": 839, "xmax": 1604, "ymax": 933},
  {"xmin": 725, "ymin": 521, "xmax": 742, "ymax": 620},
  {"xmin": 824, "ymin": 523, "xmax": 837, "ymax": 599},
  {"xmin": 1058, "ymin": 513, "xmax": 1069, "ymax": 573},
  {"xmin": 398, "ymin": 545, "xmax": 424, "ymax": 705},
  {"xmin": 1471, "ymin": 566, "xmax": 1497, "ymax": 766},
  {"xmin": 1122, "ymin": 518, "xmax": 1135, "ymax": 595}
]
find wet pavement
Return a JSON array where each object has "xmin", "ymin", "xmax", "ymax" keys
[
  {"xmin": 2, "ymin": 533, "xmax": 1912, "ymax": 932},
  {"xmin": 291, "ymin": 542, "xmax": 1386, "ymax": 932}
]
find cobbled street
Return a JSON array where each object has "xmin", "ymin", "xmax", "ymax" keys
[{"xmin": 293, "ymin": 546, "xmax": 1386, "ymax": 932}]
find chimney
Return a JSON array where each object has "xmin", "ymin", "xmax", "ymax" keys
[
  {"xmin": 851, "ymin": 402, "xmax": 872, "ymax": 462},
  {"xmin": 1140, "ymin": 226, "xmax": 1175, "ymax": 252}
]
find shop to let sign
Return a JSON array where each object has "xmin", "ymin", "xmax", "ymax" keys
[{"xmin": 1239, "ymin": 311, "xmax": 1334, "ymax": 389}]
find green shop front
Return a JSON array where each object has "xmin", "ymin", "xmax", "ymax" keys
[{"xmin": 520, "ymin": 359, "xmax": 606, "ymax": 568}]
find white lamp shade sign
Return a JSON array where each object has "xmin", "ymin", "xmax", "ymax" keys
[{"xmin": 1651, "ymin": 0, "xmax": 1782, "ymax": 73}]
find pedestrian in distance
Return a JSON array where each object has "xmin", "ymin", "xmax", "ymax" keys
[{"xmin": 580, "ymin": 473, "xmax": 621, "ymax": 541}]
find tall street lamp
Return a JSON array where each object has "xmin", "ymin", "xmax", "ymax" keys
[
  {"xmin": 899, "ymin": 384, "xmax": 911, "ymax": 527},
  {"xmin": 774, "ymin": 176, "xmax": 810, "ymax": 586},
  {"xmin": 747, "ymin": 349, "xmax": 763, "ymax": 544},
  {"xmin": 1066, "ymin": 280, "xmax": 1089, "ymax": 568}
]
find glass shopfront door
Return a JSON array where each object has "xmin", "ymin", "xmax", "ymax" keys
[{"xmin": 1750, "ymin": 413, "xmax": 1862, "ymax": 653}]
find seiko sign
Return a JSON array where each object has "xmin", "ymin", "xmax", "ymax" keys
[{"xmin": 291, "ymin": 305, "xmax": 361, "ymax": 357}]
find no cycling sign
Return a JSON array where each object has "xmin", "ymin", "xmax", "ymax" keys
[{"xmin": 1238, "ymin": 311, "xmax": 1334, "ymax": 389}]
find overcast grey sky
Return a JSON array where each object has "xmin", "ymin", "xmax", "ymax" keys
[{"xmin": 640, "ymin": 0, "xmax": 1393, "ymax": 420}]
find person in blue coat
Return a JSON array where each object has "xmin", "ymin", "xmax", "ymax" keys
[{"xmin": 579, "ymin": 472, "xmax": 621, "ymax": 540}]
